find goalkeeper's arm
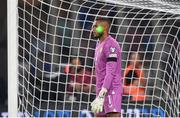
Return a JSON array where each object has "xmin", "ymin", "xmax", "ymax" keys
[
  {"xmin": 91, "ymin": 61, "xmax": 117, "ymax": 113},
  {"xmin": 91, "ymin": 87, "xmax": 107, "ymax": 113}
]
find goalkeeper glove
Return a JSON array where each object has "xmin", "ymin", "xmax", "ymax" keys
[{"xmin": 91, "ymin": 87, "xmax": 107, "ymax": 113}]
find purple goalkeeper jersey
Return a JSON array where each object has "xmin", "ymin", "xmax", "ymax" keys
[{"xmin": 95, "ymin": 35, "xmax": 122, "ymax": 95}]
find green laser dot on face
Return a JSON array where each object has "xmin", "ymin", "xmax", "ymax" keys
[{"xmin": 96, "ymin": 26, "xmax": 104, "ymax": 33}]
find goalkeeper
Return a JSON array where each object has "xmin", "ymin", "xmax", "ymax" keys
[{"xmin": 91, "ymin": 17, "xmax": 122, "ymax": 117}]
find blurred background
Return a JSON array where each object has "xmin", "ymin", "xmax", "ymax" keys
[
  {"xmin": 1, "ymin": 0, "xmax": 180, "ymax": 117},
  {"xmin": 0, "ymin": 0, "xmax": 7, "ymax": 110}
]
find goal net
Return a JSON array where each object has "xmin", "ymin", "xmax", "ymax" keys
[{"xmin": 16, "ymin": 0, "xmax": 180, "ymax": 117}]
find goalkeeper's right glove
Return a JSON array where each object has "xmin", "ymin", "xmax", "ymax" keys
[{"xmin": 91, "ymin": 88, "xmax": 107, "ymax": 113}]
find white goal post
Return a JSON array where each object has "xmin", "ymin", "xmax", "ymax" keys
[
  {"xmin": 8, "ymin": 0, "xmax": 18, "ymax": 117},
  {"xmin": 8, "ymin": 0, "xmax": 180, "ymax": 117}
]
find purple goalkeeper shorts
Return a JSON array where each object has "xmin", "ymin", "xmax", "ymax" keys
[{"xmin": 95, "ymin": 91, "xmax": 122, "ymax": 117}]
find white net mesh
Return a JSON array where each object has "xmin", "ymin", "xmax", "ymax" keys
[
  {"xmin": 18, "ymin": 0, "xmax": 180, "ymax": 117},
  {"xmin": 102, "ymin": 0, "xmax": 180, "ymax": 14}
]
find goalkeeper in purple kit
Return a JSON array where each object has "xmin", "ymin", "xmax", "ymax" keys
[{"xmin": 91, "ymin": 17, "xmax": 123, "ymax": 117}]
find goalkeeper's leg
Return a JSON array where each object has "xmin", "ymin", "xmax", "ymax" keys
[
  {"xmin": 107, "ymin": 112, "xmax": 120, "ymax": 117},
  {"xmin": 95, "ymin": 112, "xmax": 120, "ymax": 117}
]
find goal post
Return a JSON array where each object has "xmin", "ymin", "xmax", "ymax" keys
[
  {"xmin": 8, "ymin": 0, "xmax": 18, "ymax": 117},
  {"xmin": 8, "ymin": 0, "xmax": 180, "ymax": 117}
]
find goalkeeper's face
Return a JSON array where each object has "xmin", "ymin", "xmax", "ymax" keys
[{"xmin": 92, "ymin": 21, "xmax": 104, "ymax": 39}]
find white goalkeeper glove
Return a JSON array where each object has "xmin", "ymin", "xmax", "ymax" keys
[{"xmin": 91, "ymin": 87, "xmax": 107, "ymax": 113}]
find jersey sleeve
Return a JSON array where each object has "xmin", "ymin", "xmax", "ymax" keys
[{"xmin": 102, "ymin": 41, "xmax": 119, "ymax": 90}]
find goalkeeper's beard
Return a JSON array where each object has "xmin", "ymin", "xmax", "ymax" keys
[{"xmin": 94, "ymin": 32, "xmax": 104, "ymax": 39}]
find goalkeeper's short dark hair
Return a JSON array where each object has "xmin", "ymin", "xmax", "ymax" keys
[{"xmin": 96, "ymin": 16, "xmax": 112, "ymax": 25}]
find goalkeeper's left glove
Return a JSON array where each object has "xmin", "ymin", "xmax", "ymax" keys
[{"xmin": 91, "ymin": 87, "xmax": 107, "ymax": 113}]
